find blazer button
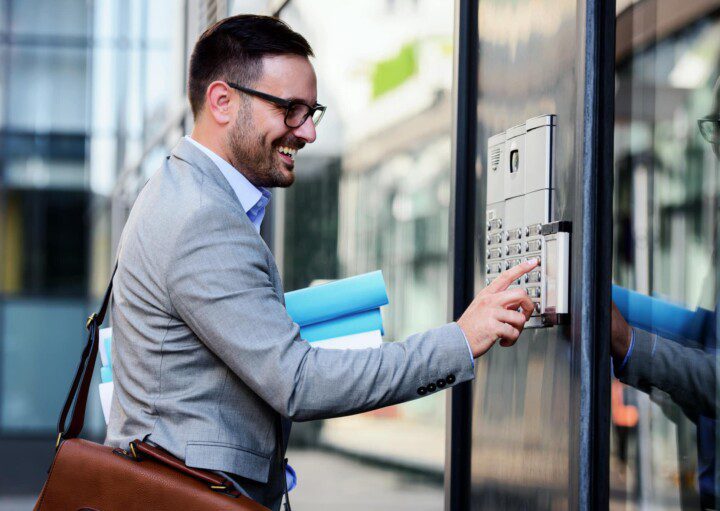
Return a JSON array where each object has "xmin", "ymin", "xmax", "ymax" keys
[
  {"xmin": 446, "ymin": 374, "xmax": 456, "ymax": 384},
  {"xmin": 417, "ymin": 386, "xmax": 427, "ymax": 396},
  {"xmin": 437, "ymin": 379, "xmax": 446, "ymax": 388},
  {"xmin": 427, "ymin": 383, "xmax": 437, "ymax": 392}
]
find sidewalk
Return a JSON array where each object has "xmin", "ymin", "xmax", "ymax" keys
[
  {"xmin": 318, "ymin": 413, "xmax": 445, "ymax": 478},
  {"xmin": 287, "ymin": 448, "xmax": 442, "ymax": 510}
]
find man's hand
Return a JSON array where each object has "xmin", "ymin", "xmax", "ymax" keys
[
  {"xmin": 458, "ymin": 259, "xmax": 539, "ymax": 359},
  {"xmin": 611, "ymin": 301, "xmax": 632, "ymax": 363}
]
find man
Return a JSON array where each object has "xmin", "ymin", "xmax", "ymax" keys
[
  {"xmin": 105, "ymin": 15, "xmax": 538, "ymax": 510},
  {"xmin": 611, "ymin": 76, "xmax": 720, "ymax": 506},
  {"xmin": 610, "ymin": 76, "xmax": 720, "ymax": 418}
]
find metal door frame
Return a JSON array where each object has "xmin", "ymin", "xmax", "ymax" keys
[{"xmin": 446, "ymin": 1, "xmax": 615, "ymax": 509}]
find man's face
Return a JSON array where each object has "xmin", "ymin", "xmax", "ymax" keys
[{"xmin": 226, "ymin": 54, "xmax": 318, "ymax": 188}]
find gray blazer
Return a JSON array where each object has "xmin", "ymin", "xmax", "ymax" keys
[
  {"xmin": 105, "ymin": 137, "xmax": 474, "ymax": 509},
  {"xmin": 617, "ymin": 327, "xmax": 716, "ymax": 420}
]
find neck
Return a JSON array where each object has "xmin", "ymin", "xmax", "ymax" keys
[{"xmin": 190, "ymin": 128, "xmax": 231, "ymax": 163}]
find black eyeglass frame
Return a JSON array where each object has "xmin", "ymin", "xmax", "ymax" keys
[
  {"xmin": 227, "ymin": 82, "xmax": 326, "ymax": 128},
  {"xmin": 698, "ymin": 116, "xmax": 720, "ymax": 144}
]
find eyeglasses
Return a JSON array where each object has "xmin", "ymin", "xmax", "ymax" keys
[
  {"xmin": 227, "ymin": 82, "xmax": 326, "ymax": 129},
  {"xmin": 698, "ymin": 116, "xmax": 720, "ymax": 144}
]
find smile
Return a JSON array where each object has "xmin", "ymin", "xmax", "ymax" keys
[{"xmin": 278, "ymin": 146, "xmax": 297, "ymax": 161}]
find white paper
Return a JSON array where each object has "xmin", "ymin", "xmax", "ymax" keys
[
  {"xmin": 99, "ymin": 381, "xmax": 114, "ymax": 425},
  {"xmin": 99, "ymin": 327, "xmax": 113, "ymax": 367},
  {"xmin": 310, "ymin": 330, "xmax": 383, "ymax": 350}
]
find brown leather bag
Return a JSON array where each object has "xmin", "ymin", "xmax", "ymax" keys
[{"xmin": 34, "ymin": 266, "xmax": 269, "ymax": 511}]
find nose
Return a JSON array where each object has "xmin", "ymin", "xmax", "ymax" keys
[{"xmin": 292, "ymin": 115, "xmax": 317, "ymax": 144}]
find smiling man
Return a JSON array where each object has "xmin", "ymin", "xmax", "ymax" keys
[{"xmin": 105, "ymin": 15, "xmax": 538, "ymax": 511}]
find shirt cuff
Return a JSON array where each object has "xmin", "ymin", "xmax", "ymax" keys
[
  {"xmin": 612, "ymin": 328, "xmax": 635, "ymax": 377},
  {"xmin": 286, "ymin": 464, "xmax": 297, "ymax": 492},
  {"xmin": 458, "ymin": 327, "xmax": 475, "ymax": 369}
]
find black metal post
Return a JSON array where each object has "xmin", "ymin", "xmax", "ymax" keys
[
  {"xmin": 445, "ymin": 0, "xmax": 478, "ymax": 510},
  {"xmin": 578, "ymin": 0, "xmax": 615, "ymax": 508}
]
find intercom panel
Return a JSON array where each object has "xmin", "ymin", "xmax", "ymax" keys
[{"xmin": 485, "ymin": 114, "xmax": 569, "ymax": 327}]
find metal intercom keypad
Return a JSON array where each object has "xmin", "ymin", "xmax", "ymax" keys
[{"xmin": 485, "ymin": 114, "xmax": 570, "ymax": 327}]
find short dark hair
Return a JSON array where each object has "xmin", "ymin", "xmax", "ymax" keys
[{"xmin": 188, "ymin": 15, "xmax": 314, "ymax": 118}]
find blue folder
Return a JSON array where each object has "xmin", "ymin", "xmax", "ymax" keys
[
  {"xmin": 612, "ymin": 284, "xmax": 713, "ymax": 344},
  {"xmin": 100, "ymin": 366, "xmax": 113, "ymax": 383},
  {"xmin": 300, "ymin": 308, "xmax": 383, "ymax": 343},
  {"xmin": 285, "ymin": 271, "xmax": 388, "ymax": 327}
]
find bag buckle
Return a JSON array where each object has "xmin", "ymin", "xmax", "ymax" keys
[{"xmin": 85, "ymin": 313, "xmax": 98, "ymax": 330}]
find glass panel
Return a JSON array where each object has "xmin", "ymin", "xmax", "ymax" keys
[
  {"xmin": 0, "ymin": 1, "xmax": 6, "ymax": 34},
  {"xmin": 275, "ymin": 0, "xmax": 454, "ymax": 499},
  {"xmin": 1, "ymin": 132, "xmax": 87, "ymax": 190},
  {"xmin": 9, "ymin": 0, "xmax": 88, "ymax": 38},
  {"xmin": 1, "ymin": 189, "xmax": 89, "ymax": 296},
  {"xmin": 611, "ymin": 5, "xmax": 720, "ymax": 509},
  {"xmin": 471, "ymin": 0, "xmax": 581, "ymax": 507},
  {"xmin": 7, "ymin": 46, "xmax": 88, "ymax": 133},
  {"xmin": 0, "ymin": 298, "xmax": 106, "ymax": 435}
]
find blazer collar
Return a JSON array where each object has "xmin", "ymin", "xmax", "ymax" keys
[{"xmin": 170, "ymin": 136, "xmax": 240, "ymax": 207}]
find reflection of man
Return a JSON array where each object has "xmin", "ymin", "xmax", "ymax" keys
[
  {"xmin": 611, "ymin": 303, "xmax": 716, "ymax": 420},
  {"xmin": 611, "ymin": 77, "xmax": 720, "ymax": 505},
  {"xmin": 611, "ymin": 76, "xmax": 720, "ymax": 417},
  {"xmin": 105, "ymin": 15, "xmax": 538, "ymax": 510}
]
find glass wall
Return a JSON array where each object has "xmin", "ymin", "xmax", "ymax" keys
[
  {"xmin": 0, "ymin": 0, "xmax": 96, "ymax": 438},
  {"xmin": 611, "ymin": 1, "xmax": 720, "ymax": 509},
  {"xmin": 275, "ymin": 0, "xmax": 455, "ymax": 479}
]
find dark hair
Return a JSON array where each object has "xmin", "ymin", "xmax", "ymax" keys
[{"xmin": 188, "ymin": 15, "xmax": 314, "ymax": 118}]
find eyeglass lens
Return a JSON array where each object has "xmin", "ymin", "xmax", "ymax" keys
[
  {"xmin": 699, "ymin": 119, "xmax": 720, "ymax": 143},
  {"xmin": 286, "ymin": 103, "xmax": 324, "ymax": 128}
]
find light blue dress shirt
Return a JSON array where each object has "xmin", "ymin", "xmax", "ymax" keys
[{"xmin": 186, "ymin": 136, "xmax": 296, "ymax": 492}]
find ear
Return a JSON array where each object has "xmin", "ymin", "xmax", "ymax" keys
[{"xmin": 205, "ymin": 81, "xmax": 235, "ymax": 126}]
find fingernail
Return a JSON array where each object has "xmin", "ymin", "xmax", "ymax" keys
[{"xmin": 526, "ymin": 258, "xmax": 538, "ymax": 266}]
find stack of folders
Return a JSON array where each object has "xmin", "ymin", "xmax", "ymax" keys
[
  {"xmin": 97, "ymin": 271, "xmax": 388, "ymax": 424},
  {"xmin": 285, "ymin": 270, "xmax": 389, "ymax": 350},
  {"xmin": 98, "ymin": 327, "xmax": 114, "ymax": 424},
  {"xmin": 612, "ymin": 285, "xmax": 713, "ymax": 345}
]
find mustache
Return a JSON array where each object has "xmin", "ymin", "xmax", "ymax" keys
[{"xmin": 274, "ymin": 138, "xmax": 305, "ymax": 150}]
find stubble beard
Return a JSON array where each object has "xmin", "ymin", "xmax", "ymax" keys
[{"xmin": 226, "ymin": 108, "xmax": 295, "ymax": 189}]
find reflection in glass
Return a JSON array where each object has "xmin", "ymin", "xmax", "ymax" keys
[{"xmin": 611, "ymin": 6, "xmax": 720, "ymax": 510}]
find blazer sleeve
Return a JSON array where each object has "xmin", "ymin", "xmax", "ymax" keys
[
  {"xmin": 166, "ymin": 201, "xmax": 474, "ymax": 422},
  {"xmin": 617, "ymin": 328, "xmax": 716, "ymax": 419}
]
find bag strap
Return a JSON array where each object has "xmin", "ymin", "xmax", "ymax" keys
[
  {"xmin": 56, "ymin": 262, "xmax": 118, "ymax": 448},
  {"xmin": 55, "ymin": 261, "xmax": 292, "ymax": 510}
]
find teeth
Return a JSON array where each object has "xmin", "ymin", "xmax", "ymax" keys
[{"xmin": 278, "ymin": 146, "xmax": 297, "ymax": 158}]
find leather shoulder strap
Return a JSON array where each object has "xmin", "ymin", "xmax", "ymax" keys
[{"xmin": 56, "ymin": 262, "xmax": 118, "ymax": 446}]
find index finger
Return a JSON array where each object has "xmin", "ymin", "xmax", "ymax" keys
[{"xmin": 485, "ymin": 258, "xmax": 539, "ymax": 293}]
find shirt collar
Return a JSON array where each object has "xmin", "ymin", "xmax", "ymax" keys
[{"xmin": 185, "ymin": 136, "xmax": 271, "ymax": 217}]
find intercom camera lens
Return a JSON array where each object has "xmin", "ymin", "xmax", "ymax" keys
[{"xmin": 510, "ymin": 150, "xmax": 519, "ymax": 174}]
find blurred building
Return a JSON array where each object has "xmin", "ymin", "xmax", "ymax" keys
[{"xmin": 0, "ymin": 0, "xmax": 100, "ymax": 494}]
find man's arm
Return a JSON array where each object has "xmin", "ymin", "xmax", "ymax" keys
[
  {"xmin": 167, "ymin": 202, "xmax": 536, "ymax": 422},
  {"xmin": 167, "ymin": 203, "xmax": 474, "ymax": 421},
  {"xmin": 612, "ymin": 302, "xmax": 716, "ymax": 419}
]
